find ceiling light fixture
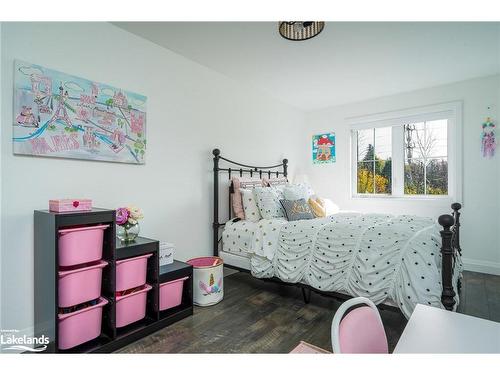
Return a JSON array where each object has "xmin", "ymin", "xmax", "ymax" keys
[{"xmin": 278, "ymin": 21, "xmax": 325, "ymax": 41}]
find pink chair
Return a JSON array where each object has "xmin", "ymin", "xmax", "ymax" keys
[{"xmin": 331, "ymin": 297, "xmax": 388, "ymax": 354}]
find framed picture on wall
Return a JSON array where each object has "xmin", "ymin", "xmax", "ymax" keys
[
  {"xmin": 312, "ymin": 132, "xmax": 336, "ymax": 164},
  {"xmin": 12, "ymin": 60, "xmax": 147, "ymax": 164}
]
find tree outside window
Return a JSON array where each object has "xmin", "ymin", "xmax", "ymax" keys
[
  {"xmin": 404, "ymin": 120, "xmax": 448, "ymax": 195},
  {"xmin": 356, "ymin": 127, "xmax": 392, "ymax": 194}
]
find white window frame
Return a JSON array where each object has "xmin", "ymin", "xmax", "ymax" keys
[{"xmin": 349, "ymin": 102, "xmax": 463, "ymax": 202}]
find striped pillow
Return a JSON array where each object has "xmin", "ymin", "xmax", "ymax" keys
[{"xmin": 263, "ymin": 176, "xmax": 288, "ymax": 187}]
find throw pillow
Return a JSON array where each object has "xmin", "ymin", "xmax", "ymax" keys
[
  {"xmin": 280, "ymin": 199, "xmax": 315, "ymax": 221},
  {"xmin": 253, "ymin": 186, "xmax": 285, "ymax": 219},
  {"xmin": 231, "ymin": 177, "xmax": 263, "ymax": 219},
  {"xmin": 240, "ymin": 188, "xmax": 262, "ymax": 222}
]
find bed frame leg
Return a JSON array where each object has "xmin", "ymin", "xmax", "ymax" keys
[
  {"xmin": 439, "ymin": 214, "xmax": 456, "ymax": 311},
  {"xmin": 213, "ymin": 149, "xmax": 220, "ymax": 257},
  {"xmin": 301, "ymin": 287, "xmax": 311, "ymax": 304}
]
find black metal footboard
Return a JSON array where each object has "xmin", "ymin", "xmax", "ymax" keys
[{"xmin": 438, "ymin": 203, "xmax": 462, "ymax": 311}]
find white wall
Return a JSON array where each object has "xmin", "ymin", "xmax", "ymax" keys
[
  {"xmin": 0, "ymin": 23, "xmax": 305, "ymax": 333},
  {"xmin": 304, "ymin": 75, "xmax": 500, "ymax": 275},
  {"xmin": 497, "ymin": 29, "xmax": 500, "ymax": 275},
  {"xmin": 0, "ymin": 22, "xmax": 3, "ymax": 332}
]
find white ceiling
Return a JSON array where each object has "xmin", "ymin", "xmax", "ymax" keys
[{"xmin": 114, "ymin": 22, "xmax": 500, "ymax": 111}]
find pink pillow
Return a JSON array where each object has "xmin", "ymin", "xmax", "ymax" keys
[{"xmin": 231, "ymin": 177, "xmax": 264, "ymax": 219}]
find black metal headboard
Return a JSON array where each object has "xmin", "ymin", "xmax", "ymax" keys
[{"xmin": 212, "ymin": 148, "xmax": 288, "ymax": 256}]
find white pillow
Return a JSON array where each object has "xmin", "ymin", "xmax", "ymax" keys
[
  {"xmin": 283, "ymin": 184, "xmax": 309, "ymax": 201},
  {"xmin": 240, "ymin": 188, "xmax": 261, "ymax": 223},
  {"xmin": 298, "ymin": 182, "xmax": 315, "ymax": 198},
  {"xmin": 253, "ymin": 187, "xmax": 285, "ymax": 220},
  {"xmin": 283, "ymin": 183, "xmax": 312, "ymax": 201},
  {"xmin": 323, "ymin": 198, "xmax": 340, "ymax": 215}
]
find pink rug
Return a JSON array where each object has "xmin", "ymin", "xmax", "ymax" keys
[{"xmin": 290, "ymin": 341, "xmax": 331, "ymax": 354}]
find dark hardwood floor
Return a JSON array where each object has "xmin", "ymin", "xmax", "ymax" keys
[{"xmin": 118, "ymin": 270, "xmax": 500, "ymax": 354}]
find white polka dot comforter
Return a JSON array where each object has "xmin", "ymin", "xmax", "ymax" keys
[{"xmin": 223, "ymin": 212, "xmax": 462, "ymax": 318}]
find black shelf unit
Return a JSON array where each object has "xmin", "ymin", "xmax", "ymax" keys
[{"xmin": 34, "ymin": 208, "xmax": 193, "ymax": 353}]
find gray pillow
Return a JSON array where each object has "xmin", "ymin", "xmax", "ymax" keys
[{"xmin": 279, "ymin": 199, "xmax": 315, "ymax": 221}]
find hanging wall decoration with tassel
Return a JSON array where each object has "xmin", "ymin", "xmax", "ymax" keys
[{"xmin": 481, "ymin": 117, "xmax": 496, "ymax": 159}]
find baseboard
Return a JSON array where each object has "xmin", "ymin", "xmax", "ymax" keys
[{"xmin": 462, "ymin": 257, "xmax": 500, "ymax": 276}]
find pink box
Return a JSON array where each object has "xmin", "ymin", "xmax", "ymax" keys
[
  {"xmin": 159, "ymin": 276, "xmax": 189, "ymax": 311},
  {"xmin": 116, "ymin": 253, "xmax": 152, "ymax": 292},
  {"xmin": 49, "ymin": 199, "xmax": 92, "ymax": 212},
  {"xmin": 58, "ymin": 297, "xmax": 108, "ymax": 350},
  {"xmin": 116, "ymin": 284, "xmax": 152, "ymax": 328},
  {"xmin": 58, "ymin": 260, "xmax": 108, "ymax": 308},
  {"xmin": 58, "ymin": 224, "xmax": 109, "ymax": 267}
]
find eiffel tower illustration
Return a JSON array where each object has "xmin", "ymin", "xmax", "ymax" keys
[{"xmin": 48, "ymin": 82, "xmax": 73, "ymax": 128}]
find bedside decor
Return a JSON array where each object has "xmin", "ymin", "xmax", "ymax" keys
[
  {"xmin": 49, "ymin": 198, "xmax": 92, "ymax": 212},
  {"xmin": 159, "ymin": 242, "xmax": 176, "ymax": 266},
  {"xmin": 116, "ymin": 206, "xmax": 143, "ymax": 243}
]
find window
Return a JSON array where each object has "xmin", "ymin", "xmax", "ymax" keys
[
  {"xmin": 404, "ymin": 120, "xmax": 448, "ymax": 195},
  {"xmin": 356, "ymin": 127, "xmax": 392, "ymax": 194},
  {"xmin": 350, "ymin": 102, "xmax": 462, "ymax": 200}
]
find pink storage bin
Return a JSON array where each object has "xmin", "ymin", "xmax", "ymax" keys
[
  {"xmin": 49, "ymin": 199, "xmax": 92, "ymax": 212},
  {"xmin": 58, "ymin": 224, "xmax": 109, "ymax": 267},
  {"xmin": 159, "ymin": 276, "xmax": 189, "ymax": 311},
  {"xmin": 58, "ymin": 297, "xmax": 108, "ymax": 350},
  {"xmin": 58, "ymin": 260, "xmax": 108, "ymax": 308},
  {"xmin": 116, "ymin": 253, "xmax": 153, "ymax": 292},
  {"xmin": 116, "ymin": 284, "xmax": 152, "ymax": 328}
]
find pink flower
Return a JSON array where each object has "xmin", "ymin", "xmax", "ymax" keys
[
  {"xmin": 116, "ymin": 207, "xmax": 129, "ymax": 225},
  {"xmin": 127, "ymin": 206, "xmax": 144, "ymax": 221}
]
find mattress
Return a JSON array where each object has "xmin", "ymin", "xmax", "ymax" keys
[{"xmin": 219, "ymin": 250, "xmax": 251, "ymax": 270}]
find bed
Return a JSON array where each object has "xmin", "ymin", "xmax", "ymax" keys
[{"xmin": 212, "ymin": 149, "xmax": 462, "ymax": 317}]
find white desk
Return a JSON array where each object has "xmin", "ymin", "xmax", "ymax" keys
[{"xmin": 394, "ymin": 304, "xmax": 500, "ymax": 353}]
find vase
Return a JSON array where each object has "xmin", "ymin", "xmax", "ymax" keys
[{"xmin": 117, "ymin": 222, "xmax": 140, "ymax": 243}]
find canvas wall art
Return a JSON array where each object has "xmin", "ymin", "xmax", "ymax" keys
[
  {"xmin": 13, "ymin": 60, "xmax": 147, "ymax": 164},
  {"xmin": 312, "ymin": 132, "xmax": 336, "ymax": 164}
]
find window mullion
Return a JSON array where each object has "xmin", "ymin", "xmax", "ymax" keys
[
  {"xmin": 372, "ymin": 128, "xmax": 376, "ymax": 194},
  {"xmin": 392, "ymin": 126, "xmax": 404, "ymax": 197},
  {"xmin": 352, "ymin": 130, "xmax": 358, "ymax": 195},
  {"xmin": 423, "ymin": 122, "xmax": 427, "ymax": 194}
]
